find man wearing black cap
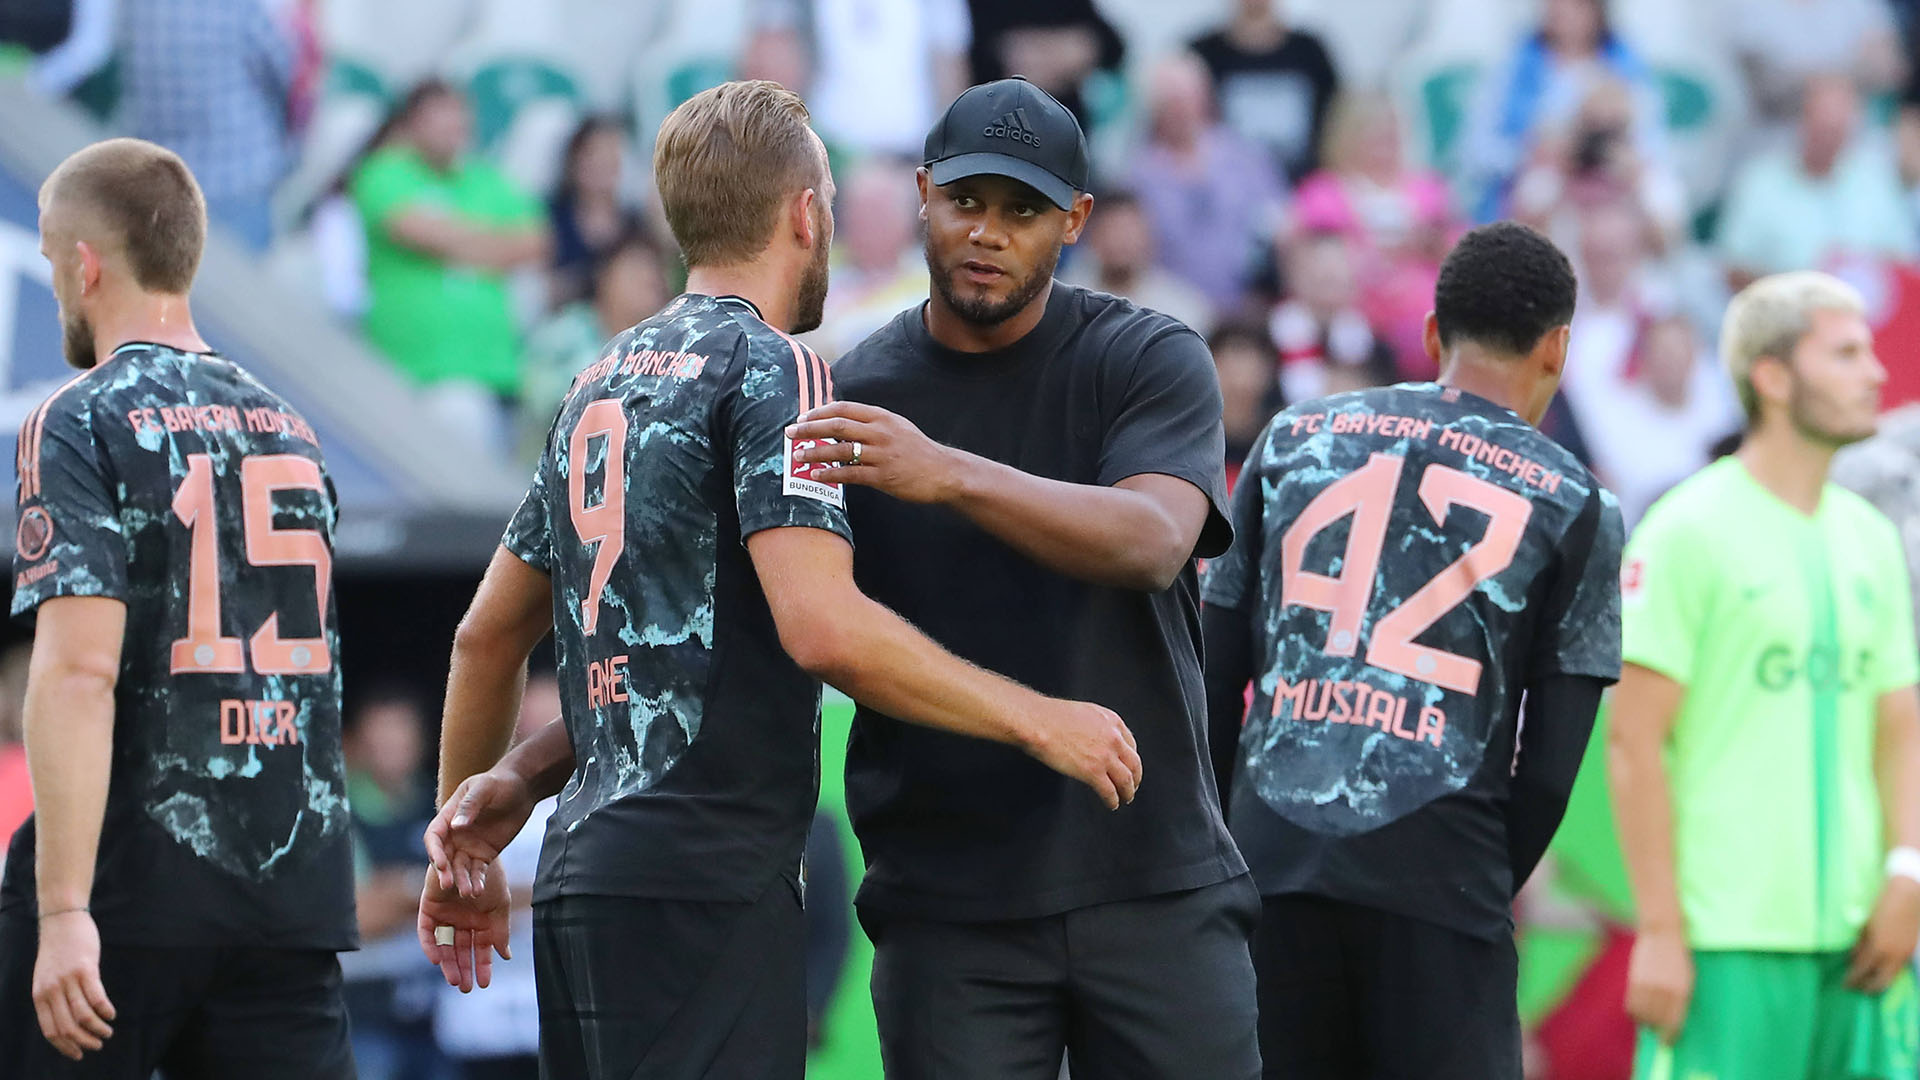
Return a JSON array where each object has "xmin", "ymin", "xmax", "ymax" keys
[{"xmin": 787, "ymin": 78, "xmax": 1260, "ymax": 1078}]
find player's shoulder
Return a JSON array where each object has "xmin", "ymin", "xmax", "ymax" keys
[
  {"xmin": 836, "ymin": 304, "xmax": 921, "ymax": 383},
  {"xmin": 1822, "ymin": 480, "xmax": 1903, "ymax": 550}
]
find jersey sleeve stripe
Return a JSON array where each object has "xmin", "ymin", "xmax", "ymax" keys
[
  {"xmin": 20, "ymin": 370, "xmax": 103, "ymax": 501},
  {"xmin": 781, "ymin": 334, "xmax": 815, "ymax": 417},
  {"xmin": 808, "ymin": 346, "xmax": 833, "ymax": 405}
]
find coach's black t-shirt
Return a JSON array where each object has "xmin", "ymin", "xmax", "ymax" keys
[
  {"xmin": 504, "ymin": 294, "xmax": 852, "ymax": 904},
  {"xmin": 2, "ymin": 344, "xmax": 356, "ymax": 950},
  {"xmin": 1202, "ymin": 384, "xmax": 1624, "ymax": 941},
  {"xmin": 835, "ymin": 283, "xmax": 1245, "ymax": 922}
]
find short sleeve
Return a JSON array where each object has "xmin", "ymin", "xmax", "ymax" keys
[
  {"xmin": 1872, "ymin": 519, "xmax": 1920, "ymax": 695},
  {"xmin": 1097, "ymin": 327, "xmax": 1232, "ymax": 558},
  {"xmin": 1200, "ymin": 431, "xmax": 1269, "ymax": 612},
  {"xmin": 12, "ymin": 397, "xmax": 125, "ymax": 618},
  {"xmin": 501, "ymin": 466, "xmax": 555, "ymax": 573},
  {"xmin": 1530, "ymin": 487, "xmax": 1626, "ymax": 682},
  {"xmin": 350, "ymin": 150, "xmax": 430, "ymax": 231},
  {"xmin": 723, "ymin": 335, "xmax": 853, "ymax": 543},
  {"xmin": 1619, "ymin": 503, "xmax": 1708, "ymax": 685}
]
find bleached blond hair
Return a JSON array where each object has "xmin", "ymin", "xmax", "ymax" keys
[{"xmin": 1720, "ymin": 270, "xmax": 1865, "ymax": 421}]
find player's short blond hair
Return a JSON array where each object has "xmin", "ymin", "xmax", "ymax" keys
[
  {"xmin": 652, "ymin": 80, "xmax": 821, "ymax": 268},
  {"xmin": 40, "ymin": 138, "xmax": 206, "ymax": 294},
  {"xmin": 1720, "ymin": 270, "xmax": 1866, "ymax": 421}
]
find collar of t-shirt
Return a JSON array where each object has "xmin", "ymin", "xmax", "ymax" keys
[{"xmin": 901, "ymin": 282, "xmax": 1080, "ymax": 379}]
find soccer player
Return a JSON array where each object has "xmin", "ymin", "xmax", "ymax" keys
[
  {"xmin": 1199, "ymin": 222, "xmax": 1624, "ymax": 1080},
  {"xmin": 1611, "ymin": 271, "xmax": 1920, "ymax": 1080},
  {"xmin": 783, "ymin": 78, "xmax": 1259, "ymax": 1077},
  {"xmin": 414, "ymin": 81, "xmax": 1141, "ymax": 1080},
  {"xmin": 0, "ymin": 139, "xmax": 356, "ymax": 1077}
]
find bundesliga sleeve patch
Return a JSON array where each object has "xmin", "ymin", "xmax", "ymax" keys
[
  {"xmin": 785, "ymin": 435, "xmax": 845, "ymax": 508},
  {"xmin": 1620, "ymin": 556, "xmax": 1645, "ymax": 602}
]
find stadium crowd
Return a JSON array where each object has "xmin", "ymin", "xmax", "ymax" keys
[{"xmin": 4, "ymin": 0, "xmax": 1920, "ymax": 1078}]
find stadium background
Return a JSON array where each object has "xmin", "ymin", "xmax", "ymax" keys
[{"xmin": 0, "ymin": 0, "xmax": 1917, "ymax": 1076}]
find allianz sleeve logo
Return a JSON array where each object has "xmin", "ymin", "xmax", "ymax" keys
[{"xmin": 984, "ymin": 108, "xmax": 1041, "ymax": 146}]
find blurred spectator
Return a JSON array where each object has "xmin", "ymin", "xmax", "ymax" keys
[
  {"xmin": 809, "ymin": 157, "xmax": 931, "ymax": 359},
  {"xmin": 1833, "ymin": 403, "xmax": 1920, "ymax": 643},
  {"xmin": 1722, "ymin": 0, "xmax": 1907, "ymax": 137},
  {"xmin": 1717, "ymin": 73, "xmax": 1917, "ymax": 286},
  {"xmin": 1131, "ymin": 51, "xmax": 1285, "ymax": 310},
  {"xmin": 1509, "ymin": 76, "xmax": 1688, "ymax": 251},
  {"xmin": 804, "ymin": 810, "xmax": 850, "ymax": 1049},
  {"xmin": 1268, "ymin": 231, "xmax": 1396, "ymax": 406},
  {"xmin": 964, "ymin": 0, "xmax": 1124, "ymax": 128},
  {"xmin": 1209, "ymin": 319, "xmax": 1283, "ymax": 488},
  {"xmin": 1188, "ymin": 0, "xmax": 1339, "ymax": 182},
  {"xmin": 0, "ymin": 644, "xmax": 30, "ymax": 854},
  {"xmin": 547, "ymin": 117, "xmax": 645, "ymax": 310},
  {"xmin": 748, "ymin": 0, "xmax": 971, "ymax": 158},
  {"xmin": 122, "ymin": 0, "xmax": 298, "ymax": 251},
  {"xmin": 1060, "ymin": 188, "xmax": 1215, "ymax": 334},
  {"xmin": 1577, "ymin": 315, "xmax": 1742, "ymax": 527},
  {"xmin": 342, "ymin": 689, "xmax": 451, "ymax": 1080},
  {"xmin": 1462, "ymin": 0, "xmax": 1667, "ymax": 223},
  {"xmin": 1563, "ymin": 199, "xmax": 1666, "ymax": 400},
  {"xmin": 27, "ymin": 0, "xmax": 114, "ymax": 98},
  {"xmin": 519, "ymin": 232, "xmax": 671, "ymax": 461},
  {"xmin": 1290, "ymin": 91, "xmax": 1455, "ymax": 378},
  {"xmin": 351, "ymin": 80, "xmax": 550, "ymax": 450},
  {"xmin": 432, "ymin": 673, "xmax": 559, "ymax": 1080}
]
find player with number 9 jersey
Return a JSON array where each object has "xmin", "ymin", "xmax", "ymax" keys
[
  {"xmin": 1202, "ymin": 222, "xmax": 1624, "ymax": 1080},
  {"xmin": 3, "ymin": 342, "xmax": 352, "ymax": 949}
]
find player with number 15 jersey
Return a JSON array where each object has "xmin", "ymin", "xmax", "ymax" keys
[{"xmin": 1202, "ymin": 223, "xmax": 1623, "ymax": 1080}]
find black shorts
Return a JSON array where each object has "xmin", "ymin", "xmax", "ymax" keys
[
  {"xmin": 1253, "ymin": 894, "xmax": 1520, "ymax": 1080},
  {"xmin": 865, "ymin": 875, "xmax": 1261, "ymax": 1080},
  {"xmin": 0, "ymin": 913, "xmax": 354, "ymax": 1079},
  {"xmin": 532, "ymin": 876, "xmax": 805, "ymax": 1080}
]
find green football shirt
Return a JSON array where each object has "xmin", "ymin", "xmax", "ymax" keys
[
  {"xmin": 352, "ymin": 145, "xmax": 541, "ymax": 395},
  {"xmin": 1622, "ymin": 456, "xmax": 1920, "ymax": 952}
]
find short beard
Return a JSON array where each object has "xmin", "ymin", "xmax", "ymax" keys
[
  {"xmin": 791, "ymin": 240, "xmax": 830, "ymax": 335},
  {"xmin": 928, "ymin": 238, "xmax": 1059, "ymax": 328},
  {"xmin": 1787, "ymin": 377, "xmax": 1874, "ymax": 449},
  {"xmin": 61, "ymin": 311, "xmax": 96, "ymax": 370}
]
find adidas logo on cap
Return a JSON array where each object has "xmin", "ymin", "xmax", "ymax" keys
[{"xmin": 982, "ymin": 109, "xmax": 1041, "ymax": 147}]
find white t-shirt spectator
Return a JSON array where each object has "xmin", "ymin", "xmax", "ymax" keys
[{"xmin": 760, "ymin": 0, "xmax": 971, "ymax": 157}]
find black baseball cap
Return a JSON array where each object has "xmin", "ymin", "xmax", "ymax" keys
[{"xmin": 923, "ymin": 77, "xmax": 1091, "ymax": 211}]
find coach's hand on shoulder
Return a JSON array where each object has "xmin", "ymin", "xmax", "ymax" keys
[
  {"xmin": 787, "ymin": 402, "xmax": 961, "ymax": 505},
  {"xmin": 1021, "ymin": 699, "xmax": 1143, "ymax": 811},
  {"xmin": 1848, "ymin": 875, "xmax": 1920, "ymax": 993},
  {"xmin": 1625, "ymin": 927, "xmax": 1693, "ymax": 1045},
  {"xmin": 418, "ymin": 866, "xmax": 512, "ymax": 994},
  {"xmin": 32, "ymin": 908, "xmax": 115, "ymax": 1061},
  {"xmin": 426, "ymin": 770, "xmax": 534, "ymax": 899}
]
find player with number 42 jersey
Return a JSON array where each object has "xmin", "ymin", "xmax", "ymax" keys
[{"xmin": 1202, "ymin": 223, "xmax": 1624, "ymax": 1080}]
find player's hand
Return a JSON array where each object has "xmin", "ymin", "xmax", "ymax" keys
[
  {"xmin": 31, "ymin": 909, "xmax": 115, "ymax": 1061},
  {"xmin": 1023, "ymin": 698, "xmax": 1143, "ymax": 810},
  {"xmin": 426, "ymin": 770, "xmax": 535, "ymax": 898},
  {"xmin": 417, "ymin": 865, "xmax": 512, "ymax": 994},
  {"xmin": 1624, "ymin": 928, "xmax": 1693, "ymax": 1045},
  {"xmin": 1849, "ymin": 875, "xmax": 1920, "ymax": 993},
  {"xmin": 787, "ymin": 403, "xmax": 961, "ymax": 505}
]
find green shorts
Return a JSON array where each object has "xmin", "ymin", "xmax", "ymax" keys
[{"xmin": 1633, "ymin": 951, "xmax": 1918, "ymax": 1080}]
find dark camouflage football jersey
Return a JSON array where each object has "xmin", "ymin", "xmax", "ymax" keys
[
  {"xmin": 4, "ymin": 343, "xmax": 354, "ymax": 950},
  {"xmin": 503, "ymin": 293, "xmax": 851, "ymax": 904},
  {"xmin": 1202, "ymin": 382, "xmax": 1622, "ymax": 938}
]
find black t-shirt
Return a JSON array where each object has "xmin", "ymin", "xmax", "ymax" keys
[
  {"xmin": 1202, "ymin": 384, "xmax": 1623, "ymax": 940},
  {"xmin": 835, "ymin": 283, "xmax": 1245, "ymax": 922},
  {"xmin": 2, "ymin": 344, "xmax": 356, "ymax": 950},
  {"xmin": 503, "ymin": 294, "xmax": 852, "ymax": 904},
  {"xmin": 1189, "ymin": 26, "xmax": 1340, "ymax": 181}
]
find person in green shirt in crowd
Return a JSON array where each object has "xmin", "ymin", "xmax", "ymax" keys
[
  {"xmin": 517, "ymin": 231, "xmax": 671, "ymax": 463},
  {"xmin": 350, "ymin": 80, "xmax": 550, "ymax": 428},
  {"xmin": 1610, "ymin": 270, "xmax": 1920, "ymax": 1080}
]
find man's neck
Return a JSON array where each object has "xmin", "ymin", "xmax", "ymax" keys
[
  {"xmin": 1738, "ymin": 422, "xmax": 1834, "ymax": 516},
  {"xmin": 1228, "ymin": 11, "xmax": 1285, "ymax": 50},
  {"xmin": 924, "ymin": 279, "xmax": 1054, "ymax": 353},
  {"xmin": 685, "ymin": 265, "xmax": 794, "ymax": 332},
  {"xmin": 1098, "ymin": 263, "xmax": 1139, "ymax": 293},
  {"xmin": 1437, "ymin": 349, "xmax": 1541, "ymax": 425},
  {"xmin": 1800, "ymin": 145, "xmax": 1841, "ymax": 180},
  {"xmin": 92, "ymin": 292, "xmax": 210, "ymax": 364}
]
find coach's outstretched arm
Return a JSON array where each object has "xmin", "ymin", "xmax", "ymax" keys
[
  {"xmin": 747, "ymin": 525, "xmax": 1143, "ymax": 807},
  {"xmin": 1608, "ymin": 664, "xmax": 1691, "ymax": 1046},
  {"xmin": 21, "ymin": 595, "xmax": 125, "ymax": 1062}
]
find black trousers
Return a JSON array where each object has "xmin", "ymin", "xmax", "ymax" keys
[
  {"xmin": 1253, "ymin": 894, "xmax": 1521, "ymax": 1080},
  {"xmin": 532, "ymin": 876, "xmax": 805, "ymax": 1080},
  {"xmin": 866, "ymin": 875, "xmax": 1262, "ymax": 1080},
  {"xmin": 0, "ymin": 913, "xmax": 354, "ymax": 1079}
]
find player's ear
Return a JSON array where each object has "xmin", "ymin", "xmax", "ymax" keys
[
  {"xmin": 1749, "ymin": 353, "xmax": 1792, "ymax": 412},
  {"xmin": 790, "ymin": 187, "xmax": 819, "ymax": 251},
  {"xmin": 915, "ymin": 168, "xmax": 931, "ymax": 222},
  {"xmin": 1061, "ymin": 192, "xmax": 1095, "ymax": 245},
  {"xmin": 1422, "ymin": 312, "xmax": 1443, "ymax": 368},
  {"xmin": 73, "ymin": 239, "xmax": 102, "ymax": 296},
  {"xmin": 1534, "ymin": 325, "xmax": 1571, "ymax": 377}
]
